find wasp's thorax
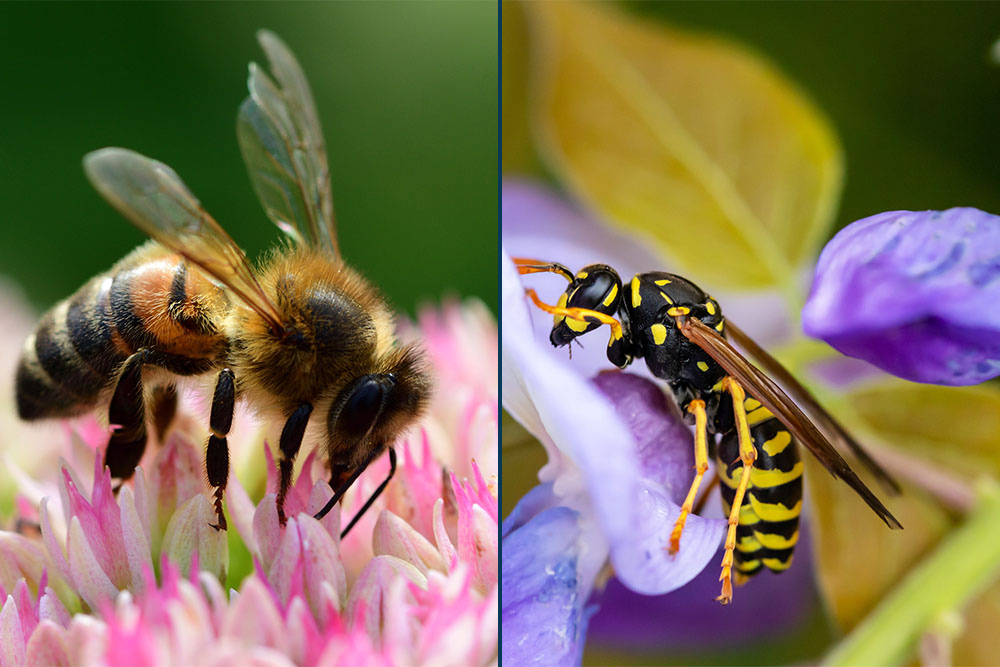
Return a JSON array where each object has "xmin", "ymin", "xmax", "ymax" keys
[{"xmin": 549, "ymin": 264, "xmax": 623, "ymax": 347}]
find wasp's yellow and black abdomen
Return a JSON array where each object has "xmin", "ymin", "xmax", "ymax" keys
[
  {"xmin": 16, "ymin": 245, "xmax": 228, "ymax": 420},
  {"xmin": 717, "ymin": 399, "xmax": 803, "ymax": 578}
]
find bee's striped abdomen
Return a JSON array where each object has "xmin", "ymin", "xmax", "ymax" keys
[
  {"xmin": 16, "ymin": 274, "xmax": 124, "ymax": 419},
  {"xmin": 16, "ymin": 244, "xmax": 228, "ymax": 420},
  {"xmin": 717, "ymin": 399, "xmax": 803, "ymax": 579}
]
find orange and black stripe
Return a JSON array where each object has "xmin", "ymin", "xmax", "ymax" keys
[{"xmin": 15, "ymin": 246, "xmax": 227, "ymax": 420}]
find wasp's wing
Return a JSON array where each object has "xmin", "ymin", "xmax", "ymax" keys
[
  {"xmin": 725, "ymin": 321, "xmax": 901, "ymax": 495},
  {"xmin": 84, "ymin": 148, "xmax": 285, "ymax": 332},
  {"xmin": 237, "ymin": 30, "xmax": 338, "ymax": 256},
  {"xmin": 680, "ymin": 317, "xmax": 902, "ymax": 529}
]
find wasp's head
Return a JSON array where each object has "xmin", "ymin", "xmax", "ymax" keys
[{"xmin": 550, "ymin": 264, "xmax": 623, "ymax": 347}]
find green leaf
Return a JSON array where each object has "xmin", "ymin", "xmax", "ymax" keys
[
  {"xmin": 848, "ymin": 382, "xmax": 1000, "ymax": 480},
  {"xmin": 825, "ymin": 481, "xmax": 1000, "ymax": 666},
  {"xmin": 808, "ymin": 380, "xmax": 1000, "ymax": 632},
  {"xmin": 528, "ymin": 2, "xmax": 843, "ymax": 291}
]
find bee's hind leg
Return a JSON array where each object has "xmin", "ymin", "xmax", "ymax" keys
[
  {"xmin": 205, "ymin": 369, "xmax": 235, "ymax": 530},
  {"xmin": 106, "ymin": 349, "xmax": 152, "ymax": 485}
]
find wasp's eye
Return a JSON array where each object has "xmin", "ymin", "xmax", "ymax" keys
[{"xmin": 568, "ymin": 273, "xmax": 614, "ymax": 310}]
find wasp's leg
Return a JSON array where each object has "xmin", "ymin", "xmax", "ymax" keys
[
  {"xmin": 511, "ymin": 257, "xmax": 575, "ymax": 281},
  {"xmin": 276, "ymin": 403, "xmax": 313, "ymax": 526},
  {"xmin": 669, "ymin": 399, "xmax": 710, "ymax": 554},
  {"xmin": 150, "ymin": 384, "xmax": 178, "ymax": 443},
  {"xmin": 717, "ymin": 377, "xmax": 757, "ymax": 605},
  {"xmin": 204, "ymin": 369, "xmax": 236, "ymax": 530},
  {"xmin": 105, "ymin": 349, "xmax": 152, "ymax": 481},
  {"xmin": 524, "ymin": 288, "xmax": 624, "ymax": 341}
]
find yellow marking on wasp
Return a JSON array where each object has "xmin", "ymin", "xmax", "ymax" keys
[
  {"xmin": 754, "ymin": 530, "xmax": 799, "ymax": 550},
  {"xmin": 743, "ymin": 398, "xmax": 761, "ymax": 411},
  {"xmin": 723, "ymin": 500, "xmax": 762, "ymax": 525},
  {"xmin": 750, "ymin": 462, "xmax": 804, "ymax": 488},
  {"xmin": 762, "ymin": 557, "xmax": 793, "ymax": 571},
  {"xmin": 746, "ymin": 406, "xmax": 774, "ymax": 426},
  {"xmin": 762, "ymin": 431, "xmax": 792, "ymax": 456},
  {"xmin": 705, "ymin": 301, "xmax": 717, "ymax": 315},
  {"xmin": 737, "ymin": 535, "xmax": 763, "ymax": 552},
  {"xmin": 554, "ymin": 293, "xmax": 568, "ymax": 326},
  {"xmin": 566, "ymin": 317, "xmax": 590, "ymax": 333},
  {"xmin": 650, "ymin": 324, "xmax": 667, "ymax": 345},
  {"xmin": 736, "ymin": 559, "xmax": 761, "ymax": 573},
  {"xmin": 607, "ymin": 325, "xmax": 624, "ymax": 347},
  {"xmin": 661, "ymin": 292, "xmax": 673, "ymax": 305},
  {"xmin": 748, "ymin": 495, "xmax": 802, "ymax": 522},
  {"xmin": 715, "ymin": 321, "xmax": 725, "ymax": 332},
  {"xmin": 576, "ymin": 271, "xmax": 588, "ymax": 280},
  {"xmin": 697, "ymin": 361, "xmax": 709, "ymax": 372},
  {"xmin": 630, "ymin": 276, "xmax": 642, "ymax": 308},
  {"xmin": 654, "ymin": 278, "xmax": 671, "ymax": 285},
  {"xmin": 667, "ymin": 306, "xmax": 690, "ymax": 317},
  {"xmin": 712, "ymin": 379, "xmax": 726, "ymax": 392},
  {"xmin": 602, "ymin": 283, "xmax": 619, "ymax": 307}
]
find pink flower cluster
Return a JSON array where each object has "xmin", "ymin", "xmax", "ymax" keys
[{"xmin": 0, "ymin": 299, "xmax": 498, "ymax": 666}]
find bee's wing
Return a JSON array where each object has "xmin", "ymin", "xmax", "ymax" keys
[
  {"xmin": 680, "ymin": 316, "xmax": 903, "ymax": 529},
  {"xmin": 237, "ymin": 30, "xmax": 338, "ymax": 257},
  {"xmin": 84, "ymin": 148, "xmax": 285, "ymax": 332},
  {"xmin": 725, "ymin": 320, "xmax": 901, "ymax": 495}
]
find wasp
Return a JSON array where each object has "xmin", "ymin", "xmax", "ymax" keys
[
  {"xmin": 15, "ymin": 32, "xmax": 431, "ymax": 534},
  {"xmin": 514, "ymin": 258, "xmax": 901, "ymax": 604}
]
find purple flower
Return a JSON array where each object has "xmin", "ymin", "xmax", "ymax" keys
[{"xmin": 803, "ymin": 207, "xmax": 1000, "ymax": 385}]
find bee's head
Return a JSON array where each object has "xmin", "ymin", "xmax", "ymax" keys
[
  {"xmin": 325, "ymin": 343, "xmax": 431, "ymax": 466},
  {"xmin": 550, "ymin": 264, "xmax": 623, "ymax": 347}
]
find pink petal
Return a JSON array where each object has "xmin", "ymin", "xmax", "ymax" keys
[
  {"xmin": 24, "ymin": 620, "xmax": 69, "ymax": 667},
  {"xmin": 345, "ymin": 556, "xmax": 425, "ymax": 642},
  {"xmin": 117, "ymin": 487, "xmax": 153, "ymax": 594},
  {"xmin": 296, "ymin": 515, "xmax": 347, "ymax": 621},
  {"xmin": 161, "ymin": 495, "xmax": 228, "ymax": 581},
  {"xmin": 0, "ymin": 595, "xmax": 25, "ymax": 667},
  {"xmin": 66, "ymin": 517, "xmax": 120, "ymax": 611},
  {"xmin": 221, "ymin": 577, "xmax": 287, "ymax": 653},
  {"xmin": 372, "ymin": 510, "xmax": 446, "ymax": 575}
]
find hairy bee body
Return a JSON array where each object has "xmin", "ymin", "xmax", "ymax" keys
[{"xmin": 16, "ymin": 240, "xmax": 423, "ymax": 473}]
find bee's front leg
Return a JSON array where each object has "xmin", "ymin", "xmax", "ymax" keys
[
  {"xmin": 205, "ymin": 368, "xmax": 235, "ymax": 530},
  {"xmin": 276, "ymin": 403, "xmax": 313, "ymax": 526}
]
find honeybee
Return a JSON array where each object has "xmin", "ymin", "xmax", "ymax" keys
[{"xmin": 14, "ymin": 31, "xmax": 431, "ymax": 533}]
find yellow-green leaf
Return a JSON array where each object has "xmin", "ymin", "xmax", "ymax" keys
[
  {"xmin": 848, "ymin": 382, "xmax": 1000, "ymax": 480},
  {"xmin": 808, "ymin": 457, "xmax": 952, "ymax": 631},
  {"xmin": 810, "ymin": 380, "xmax": 1000, "ymax": 632},
  {"xmin": 528, "ymin": 2, "xmax": 843, "ymax": 291}
]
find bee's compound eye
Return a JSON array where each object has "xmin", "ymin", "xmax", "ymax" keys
[{"xmin": 329, "ymin": 374, "xmax": 393, "ymax": 445}]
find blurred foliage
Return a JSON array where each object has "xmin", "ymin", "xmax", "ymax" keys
[
  {"xmin": 504, "ymin": 1, "xmax": 1000, "ymax": 241},
  {"xmin": 0, "ymin": 2, "xmax": 497, "ymax": 317},
  {"xmin": 525, "ymin": 1, "xmax": 842, "ymax": 292}
]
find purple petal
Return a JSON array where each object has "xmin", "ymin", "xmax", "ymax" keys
[
  {"xmin": 501, "ymin": 505, "xmax": 586, "ymax": 667},
  {"xmin": 803, "ymin": 207, "xmax": 1000, "ymax": 385},
  {"xmin": 587, "ymin": 524, "xmax": 820, "ymax": 651}
]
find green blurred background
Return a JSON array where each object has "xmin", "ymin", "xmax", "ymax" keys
[{"xmin": 0, "ymin": 2, "xmax": 497, "ymax": 318}]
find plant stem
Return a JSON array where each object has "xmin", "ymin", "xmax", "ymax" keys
[{"xmin": 824, "ymin": 479, "xmax": 1000, "ymax": 666}]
